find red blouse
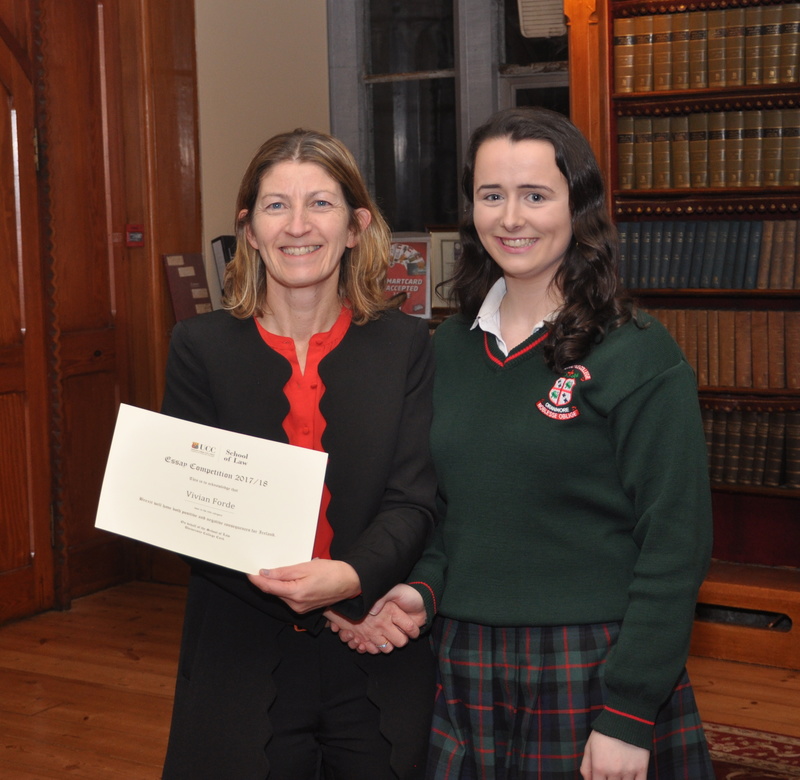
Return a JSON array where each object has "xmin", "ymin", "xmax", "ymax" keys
[{"xmin": 255, "ymin": 307, "xmax": 353, "ymax": 560}]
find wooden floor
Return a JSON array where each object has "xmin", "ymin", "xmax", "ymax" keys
[
  {"xmin": 0, "ymin": 582, "xmax": 183, "ymax": 779},
  {"xmin": 0, "ymin": 582, "xmax": 798, "ymax": 778}
]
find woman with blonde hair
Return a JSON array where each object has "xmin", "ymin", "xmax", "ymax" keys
[{"xmin": 161, "ymin": 129, "xmax": 436, "ymax": 779}]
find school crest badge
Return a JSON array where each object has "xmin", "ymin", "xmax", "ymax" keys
[{"xmin": 536, "ymin": 365, "xmax": 591, "ymax": 420}]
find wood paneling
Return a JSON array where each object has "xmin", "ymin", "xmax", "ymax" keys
[
  {"xmin": 112, "ymin": 0, "xmax": 199, "ymax": 587},
  {"xmin": 35, "ymin": 0, "xmax": 131, "ymax": 602},
  {"xmin": 711, "ymin": 492, "xmax": 800, "ymax": 568},
  {"xmin": 115, "ymin": 0, "xmax": 202, "ymax": 415},
  {"xmin": 0, "ymin": 6, "xmax": 54, "ymax": 623},
  {"xmin": 565, "ymin": 0, "xmax": 611, "ymax": 177},
  {"xmin": 0, "ymin": 394, "xmax": 33, "ymax": 572},
  {"xmin": 692, "ymin": 561, "xmax": 800, "ymax": 670},
  {"xmin": 0, "ymin": 0, "xmax": 212, "ymax": 622},
  {"xmin": 20, "ymin": 0, "xmax": 201, "ymax": 606},
  {"xmin": 0, "ymin": 0, "xmax": 33, "ymax": 74},
  {"xmin": 0, "ymin": 0, "xmax": 200, "ymax": 622}
]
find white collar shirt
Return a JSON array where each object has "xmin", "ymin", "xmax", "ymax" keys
[{"xmin": 470, "ymin": 277, "xmax": 554, "ymax": 356}]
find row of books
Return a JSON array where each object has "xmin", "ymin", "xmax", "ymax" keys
[
  {"xmin": 618, "ymin": 220, "xmax": 800, "ymax": 290},
  {"xmin": 702, "ymin": 407, "xmax": 800, "ymax": 489},
  {"xmin": 613, "ymin": 4, "xmax": 800, "ymax": 94},
  {"xmin": 617, "ymin": 109, "xmax": 800, "ymax": 190},
  {"xmin": 645, "ymin": 308, "xmax": 800, "ymax": 391}
]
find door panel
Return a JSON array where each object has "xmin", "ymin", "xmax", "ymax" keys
[
  {"xmin": 0, "ymin": 29, "xmax": 55, "ymax": 622},
  {"xmin": 34, "ymin": 0, "xmax": 135, "ymax": 600}
]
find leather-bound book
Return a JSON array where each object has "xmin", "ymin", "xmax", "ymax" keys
[
  {"xmin": 633, "ymin": 116, "xmax": 654, "ymax": 189},
  {"xmin": 688, "ymin": 11, "xmax": 709, "ymax": 89},
  {"xmin": 708, "ymin": 111, "xmax": 727, "ymax": 188},
  {"xmin": 761, "ymin": 4, "xmax": 783, "ymax": 85},
  {"xmin": 783, "ymin": 108, "xmax": 800, "ymax": 187},
  {"xmin": 737, "ymin": 409, "xmax": 759, "ymax": 485},
  {"xmin": 744, "ymin": 5, "xmax": 764, "ymax": 85},
  {"xmin": 633, "ymin": 14, "xmax": 655, "ymax": 92},
  {"xmin": 768, "ymin": 310, "xmax": 786, "ymax": 389},
  {"xmin": 751, "ymin": 310, "xmax": 770, "ymax": 389},
  {"xmin": 671, "ymin": 11, "xmax": 691, "ymax": 89},
  {"xmin": 717, "ymin": 309, "xmax": 736, "ymax": 387},
  {"xmin": 688, "ymin": 112, "xmax": 709, "ymax": 188},
  {"xmin": 613, "ymin": 16, "xmax": 637, "ymax": 93},
  {"xmin": 734, "ymin": 310, "xmax": 753, "ymax": 388},
  {"xmin": 652, "ymin": 116, "xmax": 672, "ymax": 189},
  {"xmin": 617, "ymin": 115, "xmax": 635, "ymax": 190},
  {"xmin": 780, "ymin": 3, "xmax": 800, "ymax": 84},
  {"xmin": 707, "ymin": 9, "xmax": 728, "ymax": 87},
  {"xmin": 725, "ymin": 7, "xmax": 746, "ymax": 86},
  {"xmin": 724, "ymin": 110, "xmax": 745, "ymax": 187},
  {"xmin": 652, "ymin": 13, "xmax": 673, "ymax": 90},
  {"xmin": 742, "ymin": 109, "xmax": 764, "ymax": 188},
  {"xmin": 670, "ymin": 114, "xmax": 691, "ymax": 189},
  {"xmin": 787, "ymin": 311, "xmax": 800, "ymax": 390},
  {"xmin": 763, "ymin": 411, "xmax": 786, "ymax": 487},
  {"xmin": 762, "ymin": 109, "xmax": 783, "ymax": 187}
]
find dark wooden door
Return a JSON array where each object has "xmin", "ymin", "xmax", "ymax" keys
[
  {"xmin": 0, "ymin": 26, "xmax": 55, "ymax": 622},
  {"xmin": 0, "ymin": 0, "xmax": 199, "ymax": 621},
  {"xmin": 35, "ymin": 0, "xmax": 136, "ymax": 602}
]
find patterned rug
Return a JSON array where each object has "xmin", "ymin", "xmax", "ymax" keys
[{"xmin": 705, "ymin": 723, "xmax": 800, "ymax": 779}]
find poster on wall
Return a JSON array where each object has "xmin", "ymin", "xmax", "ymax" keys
[
  {"xmin": 429, "ymin": 228, "xmax": 461, "ymax": 306},
  {"xmin": 386, "ymin": 234, "xmax": 430, "ymax": 319}
]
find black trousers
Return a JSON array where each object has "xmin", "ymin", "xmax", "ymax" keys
[
  {"xmin": 163, "ymin": 575, "xmax": 433, "ymax": 779},
  {"xmin": 267, "ymin": 625, "xmax": 395, "ymax": 779}
]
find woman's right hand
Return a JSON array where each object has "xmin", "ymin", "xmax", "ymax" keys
[
  {"xmin": 247, "ymin": 558, "xmax": 361, "ymax": 613},
  {"xmin": 580, "ymin": 731, "xmax": 650, "ymax": 780},
  {"xmin": 326, "ymin": 584, "xmax": 426, "ymax": 654}
]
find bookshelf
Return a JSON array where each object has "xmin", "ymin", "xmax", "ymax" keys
[{"xmin": 605, "ymin": 0, "xmax": 800, "ymax": 666}]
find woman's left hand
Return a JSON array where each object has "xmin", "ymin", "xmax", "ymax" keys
[
  {"xmin": 247, "ymin": 559, "xmax": 361, "ymax": 613},
  {"xmin": 580, "ymin": 730, "xmax": 650, "ymax": 780}
]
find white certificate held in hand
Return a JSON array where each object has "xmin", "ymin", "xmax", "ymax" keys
[{"xmin": 95, "ymin": 404, "xmax": 328, "ymax": 574}]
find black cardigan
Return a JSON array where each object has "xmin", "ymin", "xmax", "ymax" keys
[{"xmin": 161, "ymin": 308, "xmax": 436, "ymax": 778}]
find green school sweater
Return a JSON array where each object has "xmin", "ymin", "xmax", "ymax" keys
[{"xmin": 410, "ymin": 311, "xmax": 713, "ymax": 749}]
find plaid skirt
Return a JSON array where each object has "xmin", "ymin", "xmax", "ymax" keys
[{"xmin": 426, "ymin": 617, "xmax": 714, "ymax": 780}]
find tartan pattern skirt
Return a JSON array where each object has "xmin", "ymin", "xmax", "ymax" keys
[{"xmin": 426, "ymin": 617, "xmax": 715, "ymax": 780}]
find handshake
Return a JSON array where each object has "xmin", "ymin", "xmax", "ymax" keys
[
  {"xmin": 245, "ymin": 559, "xmax": 427, "ymax": 655},
  {"xmin": 325, "ymin": 583, "xmax": 427, "ymax": 655}
]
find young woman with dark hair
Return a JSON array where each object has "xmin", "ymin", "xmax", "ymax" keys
[
  {"xmin": 452, "ymin": 105, "xmax": 633, "ymax": 372},
  {"xmin": 332, "ymin": 108, "xmax": 715, "ymax": 780}
]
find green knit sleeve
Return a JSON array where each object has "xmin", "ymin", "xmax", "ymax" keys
[
  {"xmin": 591, "ymin": 357, "xmax": 713, "ymax": 748},
  {"xmin": 407, "ymin": 509, "xmax": 448, "ymax": 629}
]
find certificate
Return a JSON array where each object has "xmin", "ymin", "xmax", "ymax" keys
[{"xmin": 95, "ymin": 404, "xmax": 328, "ymax": 574}]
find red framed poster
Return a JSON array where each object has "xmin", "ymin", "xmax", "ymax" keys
[{"xmin": 387, "ymin": 234, "xmax": 430, "ymax": 318}]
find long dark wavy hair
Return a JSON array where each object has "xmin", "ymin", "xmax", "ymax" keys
[{"xmin": 451, "ymin": 107, "xmax": 633, "ymax": 373}]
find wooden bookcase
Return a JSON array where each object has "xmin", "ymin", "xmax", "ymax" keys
[{"xmin": 603, "ymin": 0, "xmax": 800, "ymax": 668}]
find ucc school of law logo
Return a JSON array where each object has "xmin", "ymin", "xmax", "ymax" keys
[
  {"xmin": 536, "ymin": 365, "xmax": 591, "ymax": 420},
  {"xmin": 191, "ymin": 441, "xmax": 216, "ymax": 457}
]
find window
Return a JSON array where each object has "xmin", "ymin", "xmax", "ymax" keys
[
  {"xmin": 367, "ymin": 1, "xmax": 457, "ymax": 231},
  {"xmin": 328, "ymin": 0, "xmax": 568, "ymax": 232},
  {"xmin": 500, "ymin": 0, "xmax": 569, "ymax": 115}
]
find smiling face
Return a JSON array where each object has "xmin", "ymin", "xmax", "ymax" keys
[
  {"xmin": 244, "ymin": 160, "xmax": 369, "ymax": 298},
  {"xmin": 472, "ymin": 137, "xmax": 573, "ymax": 292}
]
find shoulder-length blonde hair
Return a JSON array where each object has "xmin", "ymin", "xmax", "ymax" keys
[{"xmin": 222, "ymin": 129, "xmax": 392, "ymax": 324}]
